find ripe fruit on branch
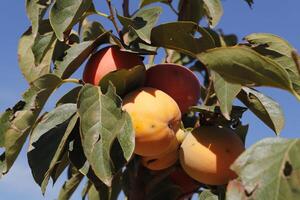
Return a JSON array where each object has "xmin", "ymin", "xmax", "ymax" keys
[
  {"xmin": 122, "ymin": 87, "xmax": 181, "ymax": 157},
  {"xmin": 145, "ymin": 64, "xmax": 201, "ymax": 114},
  {"xmin": 83, "ymin": 45, "xmax": 144, "ymax": 85},
  {"xmin": 169, "ymin": 169, "xmax": 200, "ymax": 194},
  {"xmin": 179, "ymin": 126, "xmax": 245, "ymax": 185}
]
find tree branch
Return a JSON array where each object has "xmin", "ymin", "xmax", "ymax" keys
[
  {"xmin": 106, "ymin": 0, "xmax": 122, "ymax": 38},
  {"xmin": 167, "ymin": 1, "xmax": 179, "ymax": 15},
  {"xmin": 123, "ymin": 0, "xmax": 130, "ymax": 17}
]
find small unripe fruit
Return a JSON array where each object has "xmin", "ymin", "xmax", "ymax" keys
[
  {"xmin": 83, "ymin": 45, "xmax": 144, "ymax": 85},
  {"xmin": 179, "ymin": 126, "xmax": 245, "ymax": 185},
  {"xmin": 145, "ymin": 64, "xmax": 201, "ymax": 113},
  {"xmin": 122, "ymin": 87, "xmax": 181, "ymax": 157}
]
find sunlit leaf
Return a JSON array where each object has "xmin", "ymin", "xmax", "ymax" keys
[
  {"xmin": 18, "ymin": 20, "xmax": 55, "ymax": 83},
  {"xmin": 198, "ymin": 46, "xmax": 296, "ymax": 96},
  {"xmin": 238, "ymin": 87, "xmax": 284, "ymax": 135},
  {"xmin": 0, "ymin": 74, "xmax": 61, "ymax": 176},
  {"xmin": 28, "ymin": 105, "xmax": 77, "ymax": 193},
  {"xmin": 202, "ymin": 0, "xmax": 223, "ymax": 28},
  {"xmin": 50, "ymin": 0, "xmax": 92, "ymax": 41},
  {"xmin": 212, "ymin": 72, "xmax": 242, "ymax": 120},
  {"xmin": 26, "ymin": 0, "xmax": 52, "ymax": 37},
  {"xmin": 99, "ymin": 65, "xmax": 146, "ymax": 97},
  {"xmin": 81, "ymin": 19, "xmax": 105, "ymax": 41},
  {"xmin": 77, "ymin": 84, "xmax": 134, "ymax": 185},
  {"xmin": 58, "ymin": 166, "xmax": 84, "ymax": 200},
  {"xmin": 245, "ymin": 33, "xmax": 294, "ymax": 57},
  {"xmin": 139, "ymin": 0, "xmax": 169, "ymax": 7},
  {"xmin": 231, "ymin": 138, "xmax": 300, "ymax": 200},
  {"xmin": 151, "ymin": 22, "xmax": 215, "ymax": 55},
  {"xmin": 56, "ymin": 86, "xmax": 82, "ymax": 107},
  {"xmin": 118, "ymin": 6, "xmax": 162, "ymax": 44},
  {"xmin": 199, "ymin": 189, "xmax": 218, "ymax": 200},
  {"xmin": 54, "ymin": 31, "xmax": 112, "ymax": 79}
]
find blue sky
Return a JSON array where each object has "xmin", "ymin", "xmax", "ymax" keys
[{"xmin": 0, "ymin": 0, "xmax": 300, "ymax": 199}]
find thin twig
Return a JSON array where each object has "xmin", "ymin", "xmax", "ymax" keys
[
  {"xmin": 106, "ymin": 0, "xmax": 122, "ymax": 38},
  {"xmin": 203, "ymin": 78, "xmax": 213, "ymax": 105},
  {"xmin": 123, "ymin": 0, "xmax": 130, "ymax": 17},
  {"xmin": 167, "ymin": 1, "xmax": 179, "ymax": 15},
  {"xmin": 292, "ymin": 50, "xmax": 300, "ymax": 75}
]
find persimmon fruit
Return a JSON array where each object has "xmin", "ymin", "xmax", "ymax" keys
[
  {"xmin": 179, "ymin": 126, "xmax": 245, "ymax": 185},
  {"xmin": 145, "ymin": 64, "xmax": 201, "ymax": 113},
  {"xmin": 83, "ymin": 45, "xmax": 144, "ymax": 85},
  {"xmin": 122, "ymin": 87, "xmax": 181, "ymax": 157}
]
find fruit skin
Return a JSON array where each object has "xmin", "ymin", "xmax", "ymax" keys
[
  {"xmin": 145, "ymin": 64, "xmax": 201, "ymax": 113},
  {"xmin": 141, "ymin": 134, "xmax": 179, "ymax": 170},
  {"xmin": 141, "ymin": 149, "xmax": 178, "ymax": 171},
  {"xmin": 169, "ymin": 169, "xmax": 200, "ymax": 194},
  {"xmin": 83, "ymin": 45, "xmax": 144, "ymax": 85},
  {"xmin": 122, "ymin": 87, "xmax": 181, "ymax": 157},
  {"xmin": 179, "ymin": 126, "xmax": 245, "ymax": 185}
]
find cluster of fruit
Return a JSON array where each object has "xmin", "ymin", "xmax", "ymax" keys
[{"xmin": 83, "ymin": 45, "xmax": 245, "ymax": 191}]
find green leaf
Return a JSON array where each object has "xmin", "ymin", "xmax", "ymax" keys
[
  {"xmin": 77, "ymin": 84, "xmax": 134, "ymax": 186},
  {"xmin": 151, "ymin": 21, "xmax": 215, "ymax": 55},
  {"xmin": 81, "ymin": 181, "xmax": 92, "ymax": 200},
  {"xmin": 231, "ymin": 138, "xmax": 300, "ymax": 200},
  {"xmin": 18, "ymin": 20, "xmax": 55, "ymax": 83},
  {"xmin": 26, "ymin": 0, "xmax": 52, "ymax": 37},
  {"xmin": 199, "ymin": 190, "xmax": 218, "ymax": 200},
  {"xmin": 49, "ymin": 0, "xmax": 92, "ymax": 41},
  {"xmin": 0, "ymin": 74, "xmax": 62, "ymax": 176},
  {"xmin": 238, "ymin": 87, "xmax": 284, "ymax": 135},
  {"xmin": 87, "ymin": 184, "xmax": 101, "ymax": 200},
  {"xmin": 178, "ymin": 0, "xmax": 205, "ymax": 24},
  {"xmin": 118, "ymin": 6, "xmax": 162, "ymax": 44},
  {"xmin": 245, "ymin": 33, "xmax": 300, "ymax": 97},
  {"xmin": 226, "ymin": 180, "xmax": 248, "ymax": 200},
  {"xmin": 202, "ymin": 0, "xmax": 223, "ymax": 28},
  {"xmin": 245, "ymin": 33, "xmax": 294, "ymax": 57},
  {"xmin": 56, "ymin": 86, "xmax": 82, "ymax": 106},
  {"xmin": 28, "ymin": 104, "xmax": 77, "ymax": 193},
  {"xmin": 31, "ymin": 20, "xmax": 56, "ymax": 65},
  {"xmin": 234, "ymin": 123, "xmax": 249, "ymax": 145},
  {"xmin": 81, "ymin": 19, "xmax": 106, "ymax": 41},
  {"xmin": 53, "ymin": 31, "xmax": 112, "ymax": 79},
  {"xmin": 99, "ymin": 65, "xmax": 146, "ymax": 97},
  {"xmin": 58, "ymin": 166, "xmax": 84, "ymax": 200},
  {"xmin": 212, "ymin": 72, "xmax": 242, "ymax": 120},
  {"xmin": 140, "ymin": 0, "xmax": 169, "ymax": 7},
  {"xmin": 198, "ymin": 46, "xmax": 296, "ymax": 95}
]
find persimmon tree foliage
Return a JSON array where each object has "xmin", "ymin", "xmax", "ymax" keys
[{"xmin": 1, "ymin": 0, "xmax": 300, "ymax": 199}]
